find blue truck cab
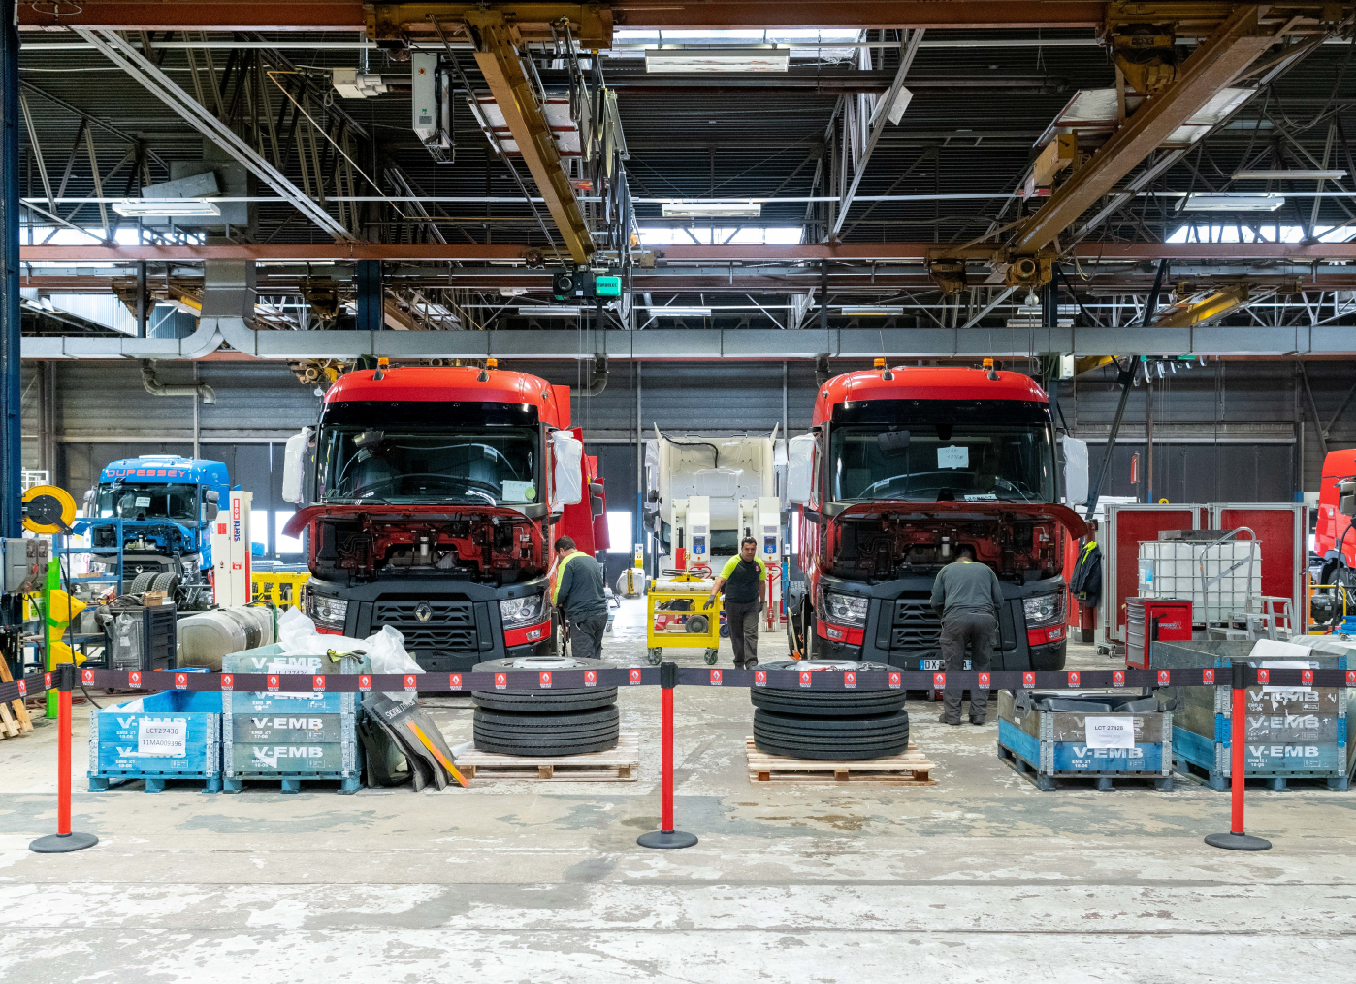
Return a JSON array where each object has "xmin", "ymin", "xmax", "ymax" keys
[{"xmin": 84, "ymin": 455, "xmax": 232, "ymax": 605}]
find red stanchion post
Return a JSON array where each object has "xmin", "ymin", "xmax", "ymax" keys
[
  {"xmin": 637, "ymin": 661, "xmax": 697, "ymax": 850},
  {"xmin": 30, "ymin": 663, "xmax": 98, "ymax": 853},
  {"xmin": 1205, "ymin": 661, "xmax": 1271, "ymax": 851}
]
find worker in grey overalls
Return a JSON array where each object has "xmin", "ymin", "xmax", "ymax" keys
[{"xmin": 930, "ymin": 544, "xmax": 1003, "ymax": 725}]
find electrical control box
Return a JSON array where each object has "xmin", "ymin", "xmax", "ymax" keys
[
  {"xmin": 410, "ymin": 52, "xmax": 452, "ymax": 163},
  {"xmin": 3, "ymin": 537, "xmax": 50, "ymax": 594}
]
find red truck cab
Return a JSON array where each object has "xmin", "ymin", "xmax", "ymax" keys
[
  {"xmin": 282, "ymin": 365, "xmax": 605, "ymax": 671},
  {"xmin": 786, "ymin": 365, "xmax": 1087, "ymax": 671}
]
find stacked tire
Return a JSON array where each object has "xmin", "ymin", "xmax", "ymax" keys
[
  {"xmin": 751, "ymin": 660, "xmax": 909, "ymax": 761},
  {"xmin": 472, "ymin": 656, "xmax": 619, "ymax": 756}
]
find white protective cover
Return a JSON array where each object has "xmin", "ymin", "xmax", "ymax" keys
[
  {"xmin": 281, "ymin": 428, "xmax": 309, "ymax": 503},
  {"xmin": 552, "ymin": 430, "xmax": 585, "ymax": 505},
  {"xmin": 1062, "ymin": 435, "xmax": 1089, "ymax": 507},
  {"xmin": 786, "ymin": 433, "xmax": 816, "ymax": 504}
]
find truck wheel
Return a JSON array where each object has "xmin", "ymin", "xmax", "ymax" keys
[
  {"xmin": 703, "ymin": 648, "xmax": 719, "ymax": 665},
  {"xmin": 646, "ymin": 647, "xmax": 662, "ymax": 665},
  {"xmin": 129, "ymin": 572, "xmax": 157, "ymax": 595},
  {"xmin": 151, "ymin": 572, "xmax": 180, "ymax": 594},
  {"xmin": 801, "ymin": 605, "xmax": 819, "ymax": 660}
]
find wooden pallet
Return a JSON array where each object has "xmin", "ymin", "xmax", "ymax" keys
[
  {"xmin": 456, "ymin": 732, "xmax": 639, "ymax": 781},
  {"xmin": 745, "ymin": 738, "xmax": 936, "ymax": 785},
  {"xmin": 0, "ymin": 660, "xmax": 34, "ymax": 739}
]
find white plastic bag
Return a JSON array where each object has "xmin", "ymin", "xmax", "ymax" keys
[
  {"xmin": 275, "ymin": 607, "xmax": 423, "ymax": 701},
  {"xmin": 552, "ymin": 430, "xmax": 584, "ymax": 505}
]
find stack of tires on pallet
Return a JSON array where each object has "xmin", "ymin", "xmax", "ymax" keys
[
  {"xmin": 472, "ymin": 656, "xmax": 619, "ymax": 756},
  {"xmin": 751, "ymin": 660, "xmax": 910, "ymax": 760}
]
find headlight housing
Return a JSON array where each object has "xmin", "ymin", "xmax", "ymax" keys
[
  {"xmin": 1023, "ymin": 589, "xmax": 1066, "ymax": 628},
  {"xmin": 307, "ymin": 593, "xmax": 349, "ymax": 631},
  {"xmin": 823, "ymin": 590, "xmax": 869, "ymax": 628},
  {"xmin": 500, "ymin": 590, "xmax": 551, "ymax": 628}
]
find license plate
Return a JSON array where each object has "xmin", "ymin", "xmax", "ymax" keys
[{"xmin": 921, "ymin": 659, "xmax": 971, "ymax": 671}]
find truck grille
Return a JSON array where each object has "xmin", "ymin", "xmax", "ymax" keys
[
  {"xmin": 373, "ymin": 599, "xmax": 478, "ymax": 652},
  {"xmin": 889, "ymin": 595, "xmax": 942, "ymax": 655}
]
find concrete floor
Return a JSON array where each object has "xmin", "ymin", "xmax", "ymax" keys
[{"xmin": 2, "ymin": 599, "xmax": 1355, "ymax": 983}]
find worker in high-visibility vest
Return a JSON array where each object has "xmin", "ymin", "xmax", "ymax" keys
[
  {"xmin": 704, "ymin": 536, "xmax": 766, "ymax": 669},
  {"xmin": 551, "ymin": 536, "xmax": 609, "ymax": 659}
]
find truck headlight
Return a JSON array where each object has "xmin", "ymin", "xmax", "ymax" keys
[
  {"xmin": 307, "ymin": 593, "xmax": 349, "ymax": 631},
  {"xmin": 1023, "ymin": 590, "xmax": 1066, "ymax": 628},
  {"xmin": 823, "ymin": 590, "xmax": 869, "ymax": 628},
  {"xmin": 500, "ymin": 590, "xmax": 550, "ymax": 628}
]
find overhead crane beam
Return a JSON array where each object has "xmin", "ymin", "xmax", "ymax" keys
[
  {"xmin": 16, "ymin": 2, "xmax": 1106, "ymax": 32},
  {"xmin": 22, "ymin": 241, "xmax": 1356, "ymax": 263},
  {"xmin": 461, "ymin": 10, "xmax": 595, "ymax": 263},
  {"xmin": 1008, "ymin": 4, "xmax": 1280, "ymax": 259}
]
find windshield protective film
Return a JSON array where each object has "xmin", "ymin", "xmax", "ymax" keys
[
  {"xmin": 316, "ymin": 401, "xmax": 540, "ymax": 506},
  {"xmin": 829, "ymin": 399, "xmax": 1054, "ymax": 503},
  {"xmin": 98, "ymin": 483, "xmax": 199, "ymax": 522}
]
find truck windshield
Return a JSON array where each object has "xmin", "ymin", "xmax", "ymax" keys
[
  {"xmin": 829, "ymin": 400, "xmax": 1054, "ymax": 503},
  {"xmin": 97, "ymin": 483, "xmax": 199, "ymax": 522},
  {"xmin": 316, "ymin": 402, "xmax": 540, "ymax": 505}
]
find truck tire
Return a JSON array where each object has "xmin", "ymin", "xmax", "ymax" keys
[
  {"xmin": 753, "ymin": 707, "xmax": 909, "ymax": 761},
  {"xmin": 150, "ymin": 572, "xmax": 180, "ymax": 594},
  {"xmin": 750, "ymin": 689, "xmax": 906, "ymax": 717},
  {"xmin": 471, "ymin": 656, "xmax": 616, "ymax": 705},
  {"xmin": 129, "ymin": 572, "xmax": 157, "ymax": 595},
  {"xmin": 472, "ymin": 690, "xmax": 616, "ymax": 713},
  {"xmin": 472, "ymin": 704, "xmax": 620, "ymax": 756}
]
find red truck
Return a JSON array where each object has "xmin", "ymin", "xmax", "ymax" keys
[
  {"xmin": 282, "ymin": 364, "xmax": 607, "ymax": 671},
  {"xmin": 785, "ymin": 364, "xmax": 1087, "ymax": 671}
]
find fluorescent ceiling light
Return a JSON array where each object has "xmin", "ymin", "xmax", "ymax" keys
[
  {"xmin": 112, "ymin": 198, "xmax": 221, "ymax": 217},
  {"xmin": 1006, "ymin": 318, "xmax": 1074, "ymax": 328},
  {"xmin": 1231, "ymin": 169, "xmax": 1346, "ymax": 181},
  {"xmin": 661, "ymin": 201, "xmax": 761, "ymax": 218},
  {"xmin": 650, "ymin": 307, "xmax": 712, "ymax": 317},
  {"xmin": 517, "ymin": 305, "xmax": 582, "ymax": 317},
  {"xmin": 835, "ymin": 305, "xmax": 904, "ymax": 316},
  {"xmin": 645, "ymin": 46, "xmax": 789, "ymax": 74},
  {"xmin": 1182, "ymin": 193, "xmax": 1285, "ymax": 212}
]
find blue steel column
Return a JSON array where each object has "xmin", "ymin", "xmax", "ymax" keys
[
  {"xmin": 355, "ymin": 260, "xmax": 382, "ymax": 331},
  {"xmin": 2, "ymin": 0, "xmax": 21, "ymax": 538}
]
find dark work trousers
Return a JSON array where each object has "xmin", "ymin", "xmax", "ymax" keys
[
  {"xmin": 939, "ymin": 612, "xmax": 996, "ymax": 723},
  {"xmin": 725, "ymin": 600, "xmax": 762, "ymax": 667},
  {"xmin": 567, "ymin": 612, "xmax": 609, "ymax": 661}
]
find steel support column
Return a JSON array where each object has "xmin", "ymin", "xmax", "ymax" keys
[
  {"xmin": 465, "ymin": 10, "xmax": 593, "ymax": 263},
  {"xmin": 356, "ymin": 260, "xmax": 382, "ymax": 331},
  {"xmin": 2, "ymin": 0, "xmax": 21, "ymax": 538}
]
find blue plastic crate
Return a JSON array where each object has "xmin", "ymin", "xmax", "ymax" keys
[{"xmin": 88, "ymin": 690, "xmax": 222, "ymax": 793}]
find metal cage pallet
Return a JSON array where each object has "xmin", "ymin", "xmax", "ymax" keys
[
  {"xmin": 88, "ymin": 771, "xmax": 222, "ymax": 793},
  {"xmin": 222, "ymin": 772, "xmax": 363, "ymax": 794},
  {"xmin": 997, "ymin": 741, "xmax": 1175, "ymax": 791},
  {"xmin": 744, "ymin": 738, "xmax": 936, "ymax": 785},
  {"xmin": 455, "ymin": 733, "xmax": 638, "ymax": 781}
]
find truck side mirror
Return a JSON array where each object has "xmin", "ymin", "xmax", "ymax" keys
[
  {"xmin": 1340, "ymin": 480, "xmax": 1356, "ymax": 517},
  {"xmin": 786, "ymin": 433, "xmax": 816, "ymax": 505},
  {"xmin": 282, "ymin": 428, "xmax": 309, "ymax": 504},
  {"xmin": 1062, "ymin": 435, "xmax": 1088, "ymax": 506}
]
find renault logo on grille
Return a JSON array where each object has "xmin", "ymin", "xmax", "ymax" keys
[{"xmin": 414, "ymin": 602, "xmax": 434, "ymax": 623}]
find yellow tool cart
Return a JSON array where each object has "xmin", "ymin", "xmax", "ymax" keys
[
  {"xmin": 646, "ymin": 572, "xmax": 722, "ymax": 665},
  {"xmin": 251, "ymin": 571, "xmax": 310, "ymax": 610}
]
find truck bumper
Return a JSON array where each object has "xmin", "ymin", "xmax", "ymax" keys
[
  {"xmin": 814, "ymin": 573, "xmax": 1066, "ymax": 672},
  {"xmin": 308, "ymin": 577, "xmax": 554, "ymax": 673}
]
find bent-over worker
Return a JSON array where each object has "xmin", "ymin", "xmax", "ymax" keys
[
  {"xmin": 930, "ymin": 544, "xmax": 1003, "ymax": 725},
  {"xmin": 552, "ymin": 536, "xmax": 609, "ymax": 660},
  {"xmin": 704, "ymin": 536, "xmax": 766, "ymax": 669}
]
